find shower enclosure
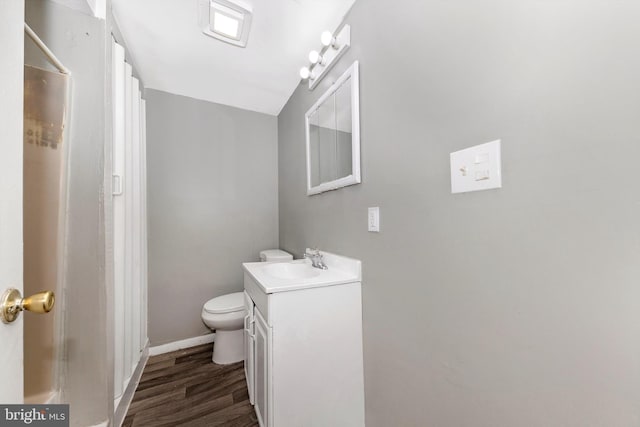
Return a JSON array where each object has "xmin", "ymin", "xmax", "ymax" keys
[
  {"xmin": 21, "ymin": 19, "xmax": 149, "ymax": 424},
  {"xmin": 112, "ymin": 37, "xmax": 149, "ymax": 424}
]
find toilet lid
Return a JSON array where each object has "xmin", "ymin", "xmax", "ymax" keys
[{"xmin": 203, "ymin": 292, "xmax": 244, "ymax": 314}]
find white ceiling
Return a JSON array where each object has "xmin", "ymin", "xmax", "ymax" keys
[
  {"xmin": 52, "ymin": 0, "xmax": 105, "ymax": 18},
  {"xmin": 112, "ymin": 0, "xmax": 356, "ymax": 116}
]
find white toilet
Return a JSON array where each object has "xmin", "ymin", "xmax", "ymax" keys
[{"xmin": 201, "ymin": 249, "xmax": 293, "ymax": 364}]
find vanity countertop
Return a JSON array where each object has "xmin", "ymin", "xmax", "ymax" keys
[{"xmin": 243, "ymin": 251, "xmax": 361, "ymax": 294}]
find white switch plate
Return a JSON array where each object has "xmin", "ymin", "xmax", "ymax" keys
[
  {"xmin": 368, "ymin": 207, "xmax": 380, "ymax": 232},
  {"xmin": 450, "ymin": 140, "xmax": 502, "ymax": 194}
]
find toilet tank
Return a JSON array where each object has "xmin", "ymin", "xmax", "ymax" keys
[{"xmin": 260, "ymin": 249, "xmax": 293, "ymax": 262}]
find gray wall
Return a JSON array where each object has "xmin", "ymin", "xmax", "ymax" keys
[
  {"xmin": 146, "ymin": 89, "xmax": 278, "ymax": 345},
  {"xmin": 278, "ymin": 1, "xmax": 640, "ymax": 425},
  {"xmin": 26, "ymin": 1, "xmax": 111, "ymax": 425}
]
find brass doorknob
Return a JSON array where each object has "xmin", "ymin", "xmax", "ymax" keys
[{"xmin": 0, "ymin": 288, "xmax": 55, "ymax": 324}]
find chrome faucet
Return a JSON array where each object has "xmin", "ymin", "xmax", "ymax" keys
[{"xmin": 304, "ymin": 248, "xmax": 328, "ymax": 270}]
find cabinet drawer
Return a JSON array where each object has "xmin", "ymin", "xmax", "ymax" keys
[{"xmin": 244, "ymin": 272, "xmax": 268, "ymax": 321}]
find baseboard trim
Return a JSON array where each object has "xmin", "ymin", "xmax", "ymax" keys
[
  {"xmin": 114, "ymin": 341, "xmax": 150, "ymax": 427},
  {"xmin": 149, "ymin": 334, "xmax": 215, "ymax": 356}
]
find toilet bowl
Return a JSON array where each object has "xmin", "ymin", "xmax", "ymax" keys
[
  {"xmin": 201, "ymin": 292, "xmax": 245, "ymax": 364},
  {"xmin": 202, "ymin": 249, "xmax": 293, "ymax": 364}
]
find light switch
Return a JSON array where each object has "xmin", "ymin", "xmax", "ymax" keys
[
  {"xmin": 475, "ymin": 153, "xmax": 489, "ymax": 164},
  {"xmin": 450, "ymin": 140, "xmax": 502, "ymax": 194},
  {"xmin": 475, "ymin": 170, "xmax": 490, "ymax": 181},
  {"xmin": 368, "ymin": 207, "xmax": 380, "ymax": 232}
]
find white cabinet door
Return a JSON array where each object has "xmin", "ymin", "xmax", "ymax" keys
[
  {"xmin": 254, "ymin": 308, "xmax": 271, "ymax": 427},
  {"xmin": 243, "ymin": 291, "xmax": 255, "ymax": 405}
]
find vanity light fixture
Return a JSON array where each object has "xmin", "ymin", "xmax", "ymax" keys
[
  {"xmin": 320, "ymin": 30, "xmax": 338, "ymax": 48},
  {"xmin": 198, "ymin": 0, "xmax": 253, "ymax": 48},
  {"xmin": 298, "ymin": 25, "xmax": 351, "ymax": 89},
  {"xmin": 299, "ymin": 66, "xmax": 311, "ymax": 80},
  {"xmin": 308, "ymin": 50, "xmax": 325, "ymax": 65}
]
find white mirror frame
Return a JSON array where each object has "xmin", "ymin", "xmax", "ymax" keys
[{"xmin": 305, "ymin": 61, "xmax": 361, "ymax": 196}]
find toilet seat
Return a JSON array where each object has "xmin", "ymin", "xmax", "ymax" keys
[{"xmin": 203, "ymin": 292, "xmax": 244, "ymax": 314}]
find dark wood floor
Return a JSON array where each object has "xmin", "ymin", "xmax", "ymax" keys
[{"xmin": 123, "ymin": 343, "xmax": 258, "ymax": 427}]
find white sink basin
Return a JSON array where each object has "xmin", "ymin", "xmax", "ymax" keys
[
  {"xmin": 263, "ymin": 263, "xmax": 321, "ymax": 280},
  {"xmin": 243, "ymin": 252, "xmax": 361, "ymax": 293}
]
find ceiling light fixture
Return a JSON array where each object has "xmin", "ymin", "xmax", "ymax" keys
[
  {"xmin": 198, "ymin": 0, "xmax": 253, "ymax": 48},
  {"xmin": 212, "ymin": 7, "xmax": 241, "ymax": 39}
]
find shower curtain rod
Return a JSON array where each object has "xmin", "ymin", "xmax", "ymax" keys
[{"xmin": 24, "ymin": 23, "xmax": 70, "ymax": 75}]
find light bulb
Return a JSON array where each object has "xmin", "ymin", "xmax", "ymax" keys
[
  {"xmin": 308, "ymin": 50, "xmax": 323, "ymax": 65},
  {"xmin": 299, "ymin": 66, "xmax": 311, "ymax": 80},
  {"xmin": 320, "ymin": 31, "xmax": 336, "ymax": 48}
]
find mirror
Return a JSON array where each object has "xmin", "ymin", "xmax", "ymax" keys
[{"xmin": 305, "ymin": 61, "xmax": 360, "ymax": 195}]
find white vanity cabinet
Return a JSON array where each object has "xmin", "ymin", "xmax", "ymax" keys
[
  {"xmin": 243, "ymin": 292, "xmax": 255, "ymax": 405},
  {"xmin": 253, "ymin": 307, "xmax": 271, "ymax": 426},
  {"xmin": 243, "ymin": 254, "xmax": 365, "ymax": 427}
]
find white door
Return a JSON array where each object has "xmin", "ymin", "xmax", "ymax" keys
[
  {"xmin": 0, "ymin": 0, "xmax": 25, "ymax": 404},
  {"xmin": 254, "ymin": 309, "xmax": 271, "ymax": 427}
]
